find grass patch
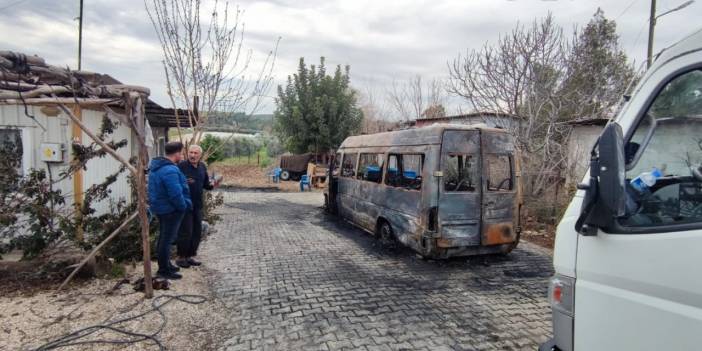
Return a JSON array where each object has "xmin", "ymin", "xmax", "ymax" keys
[
  {"xmin": 106, "ymin": 262, "xmax": 126, "ymax": 278},
  {"xmin": 216, "ymin": 146, "xmax": 272, "ymax": 168}
]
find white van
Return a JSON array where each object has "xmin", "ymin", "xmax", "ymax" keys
[{"xmin": 541, "ymin": 29, "xmax": 702, "ymax": 351}]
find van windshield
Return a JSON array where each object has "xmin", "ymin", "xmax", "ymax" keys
[{"xmin": 444, "ymin": 154, "xmax": 478, "ymax": 192}]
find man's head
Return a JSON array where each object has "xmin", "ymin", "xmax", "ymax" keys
[
  {"xmin": 188, "ymin": 144, "xmax": 203, "ymax": 164},
  {"xmin": 164, "ymin": 141, "xmax": 184, "ymax": 163}
]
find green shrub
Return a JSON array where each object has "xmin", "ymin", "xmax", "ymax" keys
[{"xmin": 200, "ymin": 134, "xmax": 225, "ymax": 164}]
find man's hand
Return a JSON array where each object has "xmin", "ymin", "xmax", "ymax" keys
[{"xmin": 213, "ymin": 175, "xmax": 223, "ymax": 188}]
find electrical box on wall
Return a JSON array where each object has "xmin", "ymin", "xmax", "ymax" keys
[{"xmin": 40, "ymin": 143, "xmax": 64, "ymax": 162}]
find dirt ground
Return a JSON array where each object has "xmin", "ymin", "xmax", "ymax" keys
[
  {"xmin": 522, "ymin": 229, "xmax": 555, "ymax": 250},
  {"xmin": 0, "ymin": 264, "xmax": 229, "ymax": 351},
  {"xmin": 521, "ymin": 221, "xmax": 556, "ymax": 250},
  {"xmin": 211, "ymin": 163, "xmax": 324, "ymax": 192}
]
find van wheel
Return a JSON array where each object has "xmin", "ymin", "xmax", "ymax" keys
[
  {"xmin": 280, "ymin": 170, "xmax": 290, "ymax": 181},
  {"xmin": 377, "ymin": 221, "xmax": 397, "ymax": 248}
]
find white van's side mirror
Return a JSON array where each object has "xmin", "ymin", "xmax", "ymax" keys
[
  {"xmin": 597, "ymin": 123, "xmax": 627, "ymax": 217},
  {"xmin": 576, "ymin": 123, "xmax": 627, "ymax": 235}
]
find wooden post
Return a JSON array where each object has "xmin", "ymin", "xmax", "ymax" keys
[
  {"xmin": 71, "ymin": 104, "xmax": 84, "ymax": 241},
  {"xmin": 131, "ymin": 93, "xmax": 154, "ymax": 298}
]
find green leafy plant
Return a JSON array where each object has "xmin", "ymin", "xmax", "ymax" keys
[
  {"xmin": 200, "ymin": 134, "xmax": 225, "ymax": 164},
  {"xmin": 203, "ymin": 191, "xmax": 224, "ymax": 227},
  {"xmin": 274, "ymin": 57, "xmax": 363, "ymax": 154}
]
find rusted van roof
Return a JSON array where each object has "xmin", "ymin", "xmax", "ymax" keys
[{"xmin": 339, "ymin": 123, "xmax": 507, "ymax": 149}]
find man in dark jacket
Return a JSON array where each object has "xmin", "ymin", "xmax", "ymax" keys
[
  {"xmin": 176, "ymin": 144, "xmax": 214, "ymax": 268},
  {"xmin": 148, "ymin": 141, "xmax": 192, "ymax": 280}
]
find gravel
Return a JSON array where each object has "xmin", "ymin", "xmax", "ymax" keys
[{"xmin": 1, "ymin": 264, "xmax": 229, "ymax": 351}]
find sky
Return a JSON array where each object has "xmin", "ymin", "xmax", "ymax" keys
[{"xmin": 0, "ymin": 0, "xmax": 699, "ymax": 115}]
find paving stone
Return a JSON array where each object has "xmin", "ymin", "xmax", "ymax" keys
[{"xmin": 201, "ymin": 192, "xmax": 554, "ymax": 350}]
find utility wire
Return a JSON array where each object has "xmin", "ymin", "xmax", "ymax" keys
[
  {"xmin": 616, "ymin": 0, "xmax": 641, "ymax": 20},
  {"xmin": 0, "ymin": 0, "xmax": 31, "ymax": 11}
]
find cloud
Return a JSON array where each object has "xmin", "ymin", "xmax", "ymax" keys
[{"xmin": 0, "ymin": 0, "xmax": 699, "ymax": 114}]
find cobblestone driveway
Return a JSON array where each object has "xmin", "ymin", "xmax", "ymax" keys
[{"xmin": 200, "ymin": 192, "xmax": 553, "ymax": 351}]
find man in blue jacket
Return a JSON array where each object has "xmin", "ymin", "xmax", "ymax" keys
[{"xmin": 148, "ymin": 141, "xmax": 192, "ymax": 280}]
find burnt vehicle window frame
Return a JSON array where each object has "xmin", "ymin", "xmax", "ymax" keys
[
  {"xmin": 340, "ymin": 152, "xmax": 358, "ymax": 178},
  {"xmin": 384, "ymin": 153, "xmax": 424, "ymax": 191},
  {"xmin": 444, "ymin": 153, "xmax": 479, "ymax": 192},
  {"xmin": 357, "ymin": 153, "xmax": 385, "ymax": 183},
  {"xmin": 485, "ymin": 153, "xmax": 514, "ymax": 192}
]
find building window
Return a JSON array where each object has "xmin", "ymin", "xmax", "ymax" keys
[{"xmin": 0, "ymin": 128, "xmax": 23, "ymax": 176}]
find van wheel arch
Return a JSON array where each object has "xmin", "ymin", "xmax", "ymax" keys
[
  {"xmin": 501, "ymin": 231, "xmax": 521, "ymax": 254},
  {"xmin": 375, "ymin": 218, "xmax": 397, "ymax": 247}
]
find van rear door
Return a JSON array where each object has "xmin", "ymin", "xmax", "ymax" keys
[
  {"xmin": 481, "ymin": 131, "xmax": 518, "ymax": 246},
  {"xmin": 439, "ymin": 130, "xmax": 482, "ymax": 247}
]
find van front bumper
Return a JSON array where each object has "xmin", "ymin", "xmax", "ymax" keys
[{"xmin": 539, "ymin": 339, "xmax": 559, "ymax": 351}]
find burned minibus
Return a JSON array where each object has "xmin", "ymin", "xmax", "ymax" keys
[{"xmin": 324, "ymin": 124, "xmax": 522, "ymax": 258}]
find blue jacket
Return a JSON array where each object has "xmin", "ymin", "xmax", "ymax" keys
[{"xmin": 148, "ymin": 157, "xmax": 192, "ymax": 215}]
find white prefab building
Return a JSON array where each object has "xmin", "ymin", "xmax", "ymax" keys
[{"xmin": 0, "ymin": 98, "xmax": 181, "ymax": 216}]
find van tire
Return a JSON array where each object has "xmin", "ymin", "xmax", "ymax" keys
[
  {"xmin": 280, "ymin": 170, "xmax": 290, "ymax": 181},
  {"xmin": 377, "ymin": 220, "xmax": 397, "ymax": 248}
]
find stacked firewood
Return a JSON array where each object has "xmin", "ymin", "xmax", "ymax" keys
[{"xmin": 0, "ymin": 50, "xmax": 149, "ymax": 101}]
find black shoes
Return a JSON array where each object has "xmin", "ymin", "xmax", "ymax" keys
[
  {"xmin": 176, "ymin": 258, "xmax": 191, "ymax": 268},
  {"xmin": 158, "ymin": 271, "xmax": 182, "ymax": 280},
  {"xmin": 187, "ymin": 257, "xmax": 202, "ymax": 266}
]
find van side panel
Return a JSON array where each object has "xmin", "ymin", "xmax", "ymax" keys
[
  {"xmin": 337, "ymin": 175, "xmax": 357, "ymax": 222},
  {"xmin": 378, "ymin": 188, "xmax": 422, "ymax": 248}
]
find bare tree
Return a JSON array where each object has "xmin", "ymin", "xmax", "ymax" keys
[
  {"xmin": 387, "ymin": 75, "xmax": 446, "ymax": 121},
  {"xmin": 447, "ymin": 14, "xmax": 573, "ymax": 198},
  {"xmin": 358, "ymin": 83, "xmax": 398, "ymax": 134},
  {"xmin": 146, "ymin": 0, "xmax": 278, "ymax": 150},
  {"xmin": 448, "ymin": 10, "xmax": 636, "ymax": 213}
]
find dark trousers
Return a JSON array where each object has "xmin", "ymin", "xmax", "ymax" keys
[
  {"xmin": 156, "ymin": 211, "xmax": 185, "ymax": 274},
  {"xmin": 177, "ymin": 208, "xmax": 203, "ymax": 257}
]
